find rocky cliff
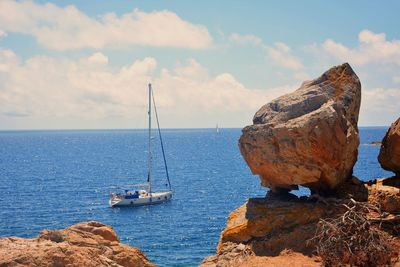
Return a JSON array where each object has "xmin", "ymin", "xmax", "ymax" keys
[
  {"xmin": 202, "ymin": 64, "xmax": 400, "ymax": 267},
  {"xmin": 0, "ymin": 221, "xmax": 155, "ymax": 267},
  {"xmin": 201, "ymin": 178, "xmax": 400, "ymax": 267}
]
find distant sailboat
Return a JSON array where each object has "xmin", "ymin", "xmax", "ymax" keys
[
  {"xmin": 216, "ymin": 124, "xmax": 220, "ymax": 134},
  {"xmin": 109, "ymin": 83, "xmax": 172, "ymax": 207}
]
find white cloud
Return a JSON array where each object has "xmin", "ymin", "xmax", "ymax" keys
[
  {"xmin": 7, "ymin": 38, "xmax": 398, "ymax": 128},
  {"xmin": 173, "ymin": 58, "xmax": 209, "ymax": 82},
  {"xmin": 228, "ymin": 32, "xmax": 307, "ymax": 81},
  {"xmin": 229, "ymin": 33, "xmax": 305, "ymax": 72},
  {"xmin": 293, "ymin": 71, "xmax": 309, "ymax": 81},
  {"xmin": 0, "ymin": 1, "xmax": 212, "ymax": 50},
  {"xmin": 87, "ymin": 52, "xmax": 108, "ymax": 65},
  {"xmin": 0, "ymin": 49, "xmax": 296, "ymax": 129},
  {"xmin": 266, "ymin": 42, "xmax": 304, "ymax": 70},
  {"xmin": 358, "ymin": 30, "xmax": 386, "ymax": 44},
  {"xmin": 323, "ymin": 30, "xmax": 400, "ymax": 66},
  {"xmin": 392, "ymin": 76, "xmax": 400, "ymax": 84},
  {"xmin": 360, "ymin": 87, "xmax": 400, "ymax": 125},
  {"xmin": 229, "ymin": 33, "xmax": 262, "ymax": 46}
]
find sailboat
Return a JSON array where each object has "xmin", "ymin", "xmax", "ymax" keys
[{"xmin": 109, "ymin": 83, "xmax": 173, "ymax": 207}]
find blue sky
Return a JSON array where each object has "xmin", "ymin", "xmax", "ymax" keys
[{"xmin": 0, "ymin": 0, "xmax": 399, "ymax": 129}]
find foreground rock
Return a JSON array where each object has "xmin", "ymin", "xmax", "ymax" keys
[
  {"xmin": 215, "ymin": 197, "xmax": 337, "ymax": 254},
  {"xmin": 379, "ymin": 117, "xmax": 400, "ymax": 176},
  {"xmin": 0, "ymin": 221, "xmax": 155, "ymax": 267},
  {"xmin": 202, "ymin": 247, "xmax": 320, "ymax": 267},
  {"xmin": 201, "ymin": 196, "xmax": 336, "ymax": 267},
  {"xmin": 201, "ymin": 178, "xmax": 400, "ymax": 267},
  {"xmin": 239, "ymin": 63, "xmax": 361, "ymax": 193},
  {"xmin": 368, "ymin": 176, "xmax": 400, "ymax": 213}
]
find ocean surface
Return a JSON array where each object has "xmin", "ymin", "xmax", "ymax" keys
[{"xmin": 0, "ymin": 127, "xmax": 393, "ymax": 266}]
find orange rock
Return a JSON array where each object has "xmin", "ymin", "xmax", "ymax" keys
[
  {"xmin": 367, "ymin": 177, "xmax": 400, "ymax": 213},
  {"xmin": 0, "ymin": 221, "xmax": 155, "ymax": 267},
  {"xmin": 202, "ymin": 179, "xmax": 400, "ymax": 267},
  {"xmin": 239, "ymin": 63, "xmax": 361, "ymax": 193},
  {"xmin": 201, "ymin": 197, "xmax": 336, "ymax": 267},
  {"xmin": 217, "ymin": 197, "xmax": 335, "ymax": 254},
  {"xmin": 379, "ymin": 117, "xmax": 400, "ymax": 176},
  {"xmin": 237, "ymin": 251, "xmax": 321, "ymax": 267}
]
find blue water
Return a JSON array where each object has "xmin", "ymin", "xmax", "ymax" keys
[{"xmin": 0, "ymin": 128, "xmax": 393, "ymax": 266}]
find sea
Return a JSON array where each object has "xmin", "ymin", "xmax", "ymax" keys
[{"xmin": 0, "ymin": 127, "xmax": 393, "ymax": 266}]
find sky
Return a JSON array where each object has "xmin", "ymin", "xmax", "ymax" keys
[{"xmin": 0, "ymin": 0, "xmax": 399, "ymax": 129}]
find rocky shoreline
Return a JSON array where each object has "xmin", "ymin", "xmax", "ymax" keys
[
  {"xmin": 1, "ymin": 63, "xmax": 399, "ymax": 266},
  {"xmin": 201, "ymin": 177, "xmax": 400, "ymax": 266},
  {"xmin": 202, "ymin": 63, "xmax": 400, "ymax": 266},
  {"xmin": 0, "ymin": 221, "xmax": 155, "ymax": 267}
]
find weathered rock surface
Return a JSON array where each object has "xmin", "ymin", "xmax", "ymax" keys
[
  {"xmin": 368, "ymin": 177, "xmax": 400, "ymax": 213},
  {"xmin": 239, "ymin": 63, "xmax": 361, "ymax": 193},
  {"xmin": 379, "ymin": 117, "xmax": 400, "ymax": 176},
  {"xmin": 236, "ymin": 251, "xmax": 321, "ymax": 267},
  {"xmin": 201, "ymin": 178, "xmax": 400, "ymax": 267},
  {"xmin": 0, "ymin": 221, "xmax": 155, "ymax": 267},
  {"xmin": 200, "ymin": 197, "xmax": 333, "ymax": 267},
  {"xmin": 217, "ymin": 197, "xmax": 340, "ymax": 255},
  {"xmin": 201, "ymin": 245, "xmax": 320, "ymax": 267}
]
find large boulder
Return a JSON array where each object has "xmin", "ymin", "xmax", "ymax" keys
[
  {"xmin": 0, "ymin": 221, "xmax": 155, "ymax": 267},
  {"xmin": 239, "ymin": 63, "xmax": 361, "ymax": 193},
  {"xmin": 378, "ymin": 117, "xmax": 400, "ymax": 176}
]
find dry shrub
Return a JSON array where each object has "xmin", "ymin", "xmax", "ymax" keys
[{"xmin": 309, "ymin": 199, "xmax": 397, "ymax": 266}]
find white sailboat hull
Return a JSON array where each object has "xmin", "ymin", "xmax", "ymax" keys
[{"xmin": 109, "ymin": 191, "xmax": 172, "ymax": 207}]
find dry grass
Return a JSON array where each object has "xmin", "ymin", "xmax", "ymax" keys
[{"xmin": 308, "ymin": 199, "xmax": 398, "ymax": 266}]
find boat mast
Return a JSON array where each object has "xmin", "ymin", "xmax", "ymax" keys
[
  {"xmin": 151, "ymin": 87, "xmax": 172, "ymax": 191},
  {"xmin": 148, "ymin": 83, "xmax": 152, "ymax": 194}
]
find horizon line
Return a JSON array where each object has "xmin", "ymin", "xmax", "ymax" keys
[{"xmin": 0, "ymin": 125, "xmax": 390, "ymax": 132}]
